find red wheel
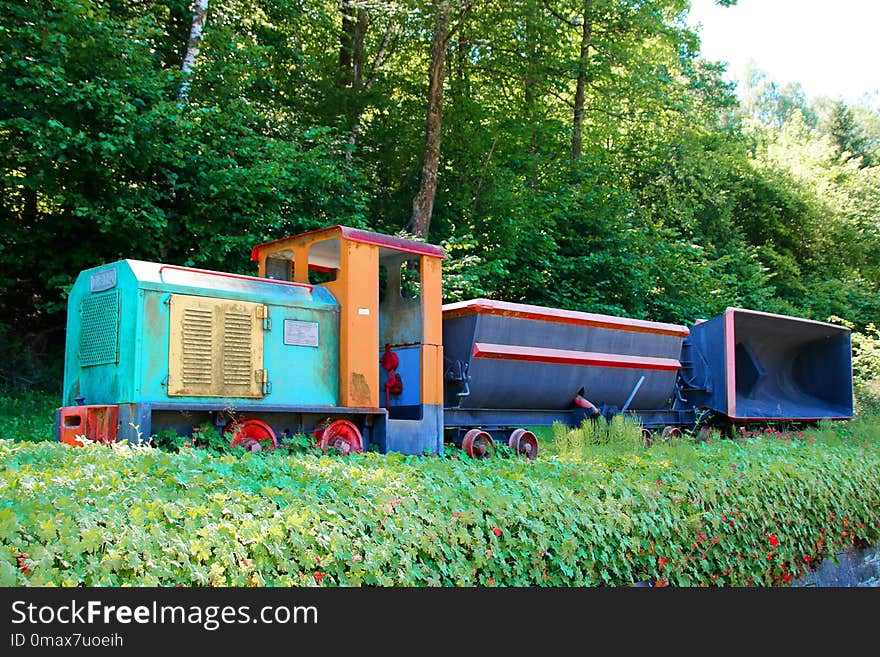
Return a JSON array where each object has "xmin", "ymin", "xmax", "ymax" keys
[
  {"xmin": 317, "ymin": 419, "xmax": 363, "ymax": 455},
  {"xmin": 224, "ymin": 418, "xmax": 277, "ymax": 451},
  {"xmin": 641, "ymin": 428, "xmax": 654, "ymax": 447},
  {"xmin": 462, "ymin": 429, "xmax": 495, "ymax": 459},
  {"xmin": 508, "ymin": 428, "xmax": 539, "ymax": 460},
  {"xmin": 662, "ymin": 425, "xmax": 682, "ymax": 440},
  {"xmin": 312, "ymin": 417, "xmax": 333, "ymax": 442}
]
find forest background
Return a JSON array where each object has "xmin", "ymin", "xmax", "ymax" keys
[{"xmin": 2, "ymin": 0, "xmax": 880, "ymax": 396}]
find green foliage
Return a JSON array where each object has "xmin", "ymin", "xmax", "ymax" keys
[
  {"xmin": 0, "ymin": 392, "xmax": 57, "ymax": 442},
  {"xmin": 0, "ymin": 423, "xmax": 877, "ymax": 587},
  {"xmin": 0, "ymin": 0, "xmax": 367, "ymax": 333},
  {"xmin": 830, "ymin": 316, "xmax": 880, "ymax": 415},
  {"xmin": 152, "ymin": 428, "xmax": 188, "ymax": 453},
  {"xmin": 2, "ymin": 0, "xmax": 880, "ymax": 371}
]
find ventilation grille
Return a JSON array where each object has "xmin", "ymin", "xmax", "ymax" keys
[
  {"xmin": 182, "ymin": 307, "xmax": 213, "ymax": 385},
  {"xmin": 79, "ymin": 292, "xmax": 119, "ymax": 367},
  {"xmin": 223, "ymin": 311, "xmax": 252, "ymax": 385},
  {"xmin": 168, "ymin": 294, "xmax": 265, "ymax": 398}
]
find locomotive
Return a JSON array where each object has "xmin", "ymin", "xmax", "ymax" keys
[{"xmin": 55, "ymin": 225, "xmax": 854, "ymax": 459}]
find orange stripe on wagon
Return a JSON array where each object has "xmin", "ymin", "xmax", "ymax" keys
[{"xmin": 443, "ymin": 299, "xmax": 689, "ymax": 338}]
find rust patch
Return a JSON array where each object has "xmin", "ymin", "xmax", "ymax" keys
[{"xmin": 349, "ymin": 372, "xmax": 372, "ymax": 407}]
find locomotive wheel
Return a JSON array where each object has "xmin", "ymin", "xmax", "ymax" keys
[
  {"xmin": 462, "ymin": 429, "xmax": 495, "ymax": 459},
  {"xmin": 312, "ymin": 417, "xmax": 334, "ymax": 444},
  {"xmin": 641, "ymin": 428, "xmax": 654, "ymax": 447},
  {"xmin": 508, "ymin": 428, "xmax": 539, "ymax": 460},
  {"xmin": 662, "ymin": 425, "xmax": 683, "ymax": 440},
  {"xmin": 225, "ymin": 418, "xmax": 277, "ymax": 451},
  {"xmin": 317, "ymin": 419, "xmax": 364, "ymax": 455}
]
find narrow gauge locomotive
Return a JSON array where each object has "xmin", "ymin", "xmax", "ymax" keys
[{"xmin": 56, "ymin": 225, "xmax": 854, "ymax": 459}]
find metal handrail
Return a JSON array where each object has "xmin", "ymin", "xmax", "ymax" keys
[{"xmin": 158, "ymin": 264, "xmax": 313, "ymax": 292}]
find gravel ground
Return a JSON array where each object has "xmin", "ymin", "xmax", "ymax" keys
[{"xmin": 792, "ymin": 542, "xmax": 880, "ymax": 587}]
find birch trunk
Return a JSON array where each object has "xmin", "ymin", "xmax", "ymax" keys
[{"xmin": 178, "ymin": 0, "xmax": 209, "ymax": 102}]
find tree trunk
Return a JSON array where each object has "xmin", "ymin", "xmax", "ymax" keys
[
  {"xmin": 178, "ymin": 0, "xmax": 210, "ymax": 102},
  {"xmin": 571, "ymin": 0, "xmax": 592, "ymax": 163},
  {"xmin": 340, "ymin": 2, "xmax": 369, "ymax": 161},
  {"xmin": 409, "ymin": 1, "xmax": 451, "ymax": 239},
  {"xmin": 524, "ymin": 5, "xmax": 539, "ymax": 187},
  {"xmin": 339, "ymin": 1, "xmax": 368, "ymax": 89},
  {"xmin": 348, "ymin": 22, "xmax": 394, "ymax": 161},
  {"xmin": 23, "ymin": 183, "xmax": 37, "ymax": 227}
]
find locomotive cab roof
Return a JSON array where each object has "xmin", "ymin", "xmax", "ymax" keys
[{"xmin": 251, "ymin": 225, "xmax": 446, "ymax": 272}]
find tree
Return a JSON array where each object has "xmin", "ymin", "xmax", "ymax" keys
[{"xmin": 409, "ymin": 0, "xmax": 472, "ymax": 238}]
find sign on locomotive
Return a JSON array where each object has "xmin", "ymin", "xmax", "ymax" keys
[{"xmin": 56, "ymin": 225, "xmax": 854, "ymax": 459}]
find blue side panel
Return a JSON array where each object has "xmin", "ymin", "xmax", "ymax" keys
[
  {"xmin": 379, "ymin": 345, "xmax": 421, "ymax": 408},
  {"xmin": 137, "ymin": 289, "xmax": 339, "ymax": 407},
  {"xmin": 382, "ymin": 404, "xmax": 443, "ymax": 455},
  {"xmin": 681, "ymin": 315, "xmax": 728, "ymax": 416}
]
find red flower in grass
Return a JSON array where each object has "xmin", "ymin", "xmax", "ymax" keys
[
  {"xmin": 493, "ymin": 527, "xmax": 502, "ymax": 537},
  {"xmin": 657, "ymin": 557, "xmax": 668, "ymax": 570},
  {"xmin": 781, "ymin": 573, "xmax": 792, "ymax": 584},
  {"xmin": 16, "ymin": 553, "xmax": 30, "ymax": 575},
  {"xmin": 313, "ymin": 572, "xmax": 325, "ymax": 585},
  {"xmin": 804, "ymin": 556, "xmax": 811, "ymax": 563},
  {"xmin": 767, "ymin": 533, "xmax": 779, "ymax": 548}
]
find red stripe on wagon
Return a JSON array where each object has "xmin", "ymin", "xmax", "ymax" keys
[{"xmin": 471, "ymin": 343, "xmax": 682, "ymax": 371}]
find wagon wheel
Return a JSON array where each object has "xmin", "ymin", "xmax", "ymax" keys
[
  {"xmin": 317, "ymin": 419, "xmax": 364, "ymax": 455},
  {"xmin": 661, "ymin": 425, "xmax": 682, "ymax": 440},
  {"xmin": 224, "ymin": 418, "xmax": 277, "ymax": 452},
  {"xmin": 641, "ymin": 428, "xmax": 654, "ymax": 447},
  {"xmin": 508, "ymin": 428, "xmax": 539, "ymax": 461},
  {"xmin": 462, "ymin": 429, "xmax": 495, "ymax": 459}
]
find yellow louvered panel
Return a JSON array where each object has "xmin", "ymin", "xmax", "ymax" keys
[
  {"xmin": 181, "ymin": 307, "xmax": 213, "ymax": 385},
  {"xmin": 223, "ymin": 311, "xmax": 253, "ymax": 386},
  {"xmin": 168, "ymin": 295, "xmax": 265, "ymax": 398}
]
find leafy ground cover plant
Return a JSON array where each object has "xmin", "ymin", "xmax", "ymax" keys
[{"xmin": 0, "ymin": 417, "xmax": 877, "ymax": 587}]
